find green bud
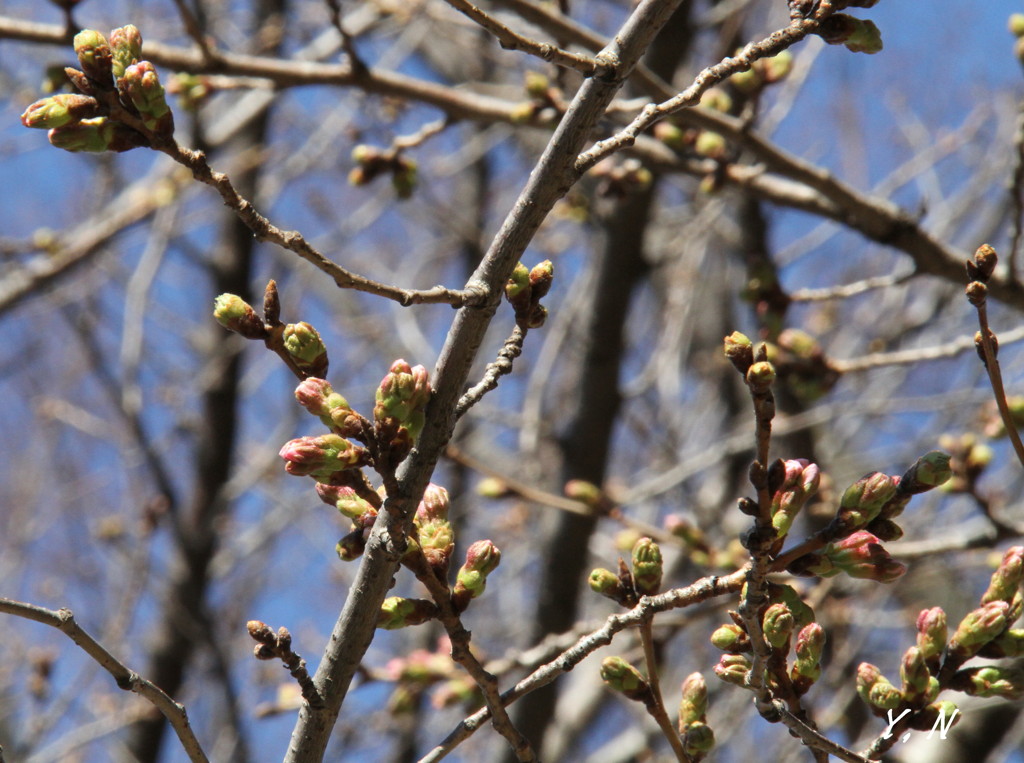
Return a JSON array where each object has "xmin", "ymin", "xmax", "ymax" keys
[
  {"xmin": 899, "ymin": 451, "xmax": 953, "ymax": 494},
  {"xmin": 378, "ymin": 596, "xmax": 438, "ymax": 629},
  {"xmin": 836, "ymin": 472, "xmax": 898, "ymax": 530},
  {"xmin": 745, "ymin": 361, "xmax": 776, "ymax": 393},
  {"xmin": 374, "ymin": 359, "xmax": 431, "ymax": 438},
  {"xmin": 631, "ymin": 537, "xmax": 662, "ymax": 595},
  {"xmin": 524, "ymin": 70, "xmax": 549, "ymax": 98},
  {"xmin": 336, "ymin": 527, "xmax": 366, "ymax": 561},
  {"xmin": 21, "ymin": 94, "xmax": 101, "ymax": 129},
  {"xmin": 283, "ymin": 322, "xmax": 329, "ymax": 377},
  {"xmin": 315, "ymin": 483, "xmax": 376, "ymax": 521},
  {"xmin": 109, "ymin": 25, "xmax": 143, "ymax": 79},
  {"xmin": 678, "ymin": 672, "xmax": 708, "ymax": 727},
  {"xmin": 979, "ymin": 628, "xmax": 1024, "ymax": 658},
  {"xmin": 981, "ymin": 546, "xmax": 1024, "ymax": 605},
  {"xmin": 682, "ymin": 722, "xmax": 715, "ymax": 755},
  {"xmin": 565, "ymin": 479, "xmax": 603, "ymax": 508},
  {"xmin": 453, "ymin": 540, "xmax": 501, "ymax": 608},
  {"xmin": 762, "ymin": 603, "xmax": 794, "ymax": 649},
  {"xmin": 761, "ymin": 50, "xmax": 793, "ymax": 83},
  {"xmin": 713, "ymin": 654, "xmax": 751, "ymax": 686},
  {"xmin": 213, "ymin": 294, "xmax": 267, "ymax": 339},
  {"xmin": 391, "ymin": 157, "xmax": 417, "ymax": 199},
  {"xmin": 529, "ymin": 260, "xmax": 554, "ymax": 301},
  {"xmin": 951, "ymin": 665, "xmax": 1024, "ymax": 700},
  {"xmin": 772, "ymin": 584, "xmax": 816, "ymax": 631},
  {"xmin": 916, "ymin": 607, "xmax": 947, "ymax": 669},
  {"xmin": 694, "ymin": 130, "xmax": 726, "ymax": 159},
  {"xmin": 724, "ymin": 331, "xmax": 754, "ymax": 374},
  {"xmin": 601, "ymin": 656, "xmax": 650, "ymax": 701},
  {"xmin": 278, "ymin": 434, "xmax": 370, "ymax": 479},
  {"xmin": 900, "ymin": 646, "xmax": 931, "ymax": 701},
  {"xmin": 710, "ymin": 623, "xmax": 749, "ymax": 653},
  {"xmin": 589, "ymin": 568, "xmax": 623, "ymax": 601},
  {"xmin": 48, "ymin": 117, "xmax": 108, "ymax": 152},
  {"xmin": 818, "ymin": 14, "xmax": 883, "ymax": 54},
  {"xmin": 949, "ymin": 601, "xmax": 1010, "ymax": 659},
  {"xmin": 119, "ymin": 61, "xmax": 174, "ymax": 135},
  {"xmin": 793, "ymin": 623, "xmax": 825, "ymax": 675},
  {"xmin": 73, "ymin": 29, "xmax": 113, "ymax": 84},
  {"xmin": 505, "ymin": 262, "xmax": 531, "ymax": 304}
]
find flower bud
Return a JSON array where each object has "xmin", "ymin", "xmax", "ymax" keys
[
  {"xmin": 529, "ymin": 260, "xmax": 554, "ymax": 301},
  {"xmin": 916, "ymin": 607, "xmax": 947, "ymax": 670},
  {"xmin": 948, "ymin": 601, "xmax": 1010, "ymax": 660},
  {"xmin": 813, "ymin": 531, "xmax": 906, "ymax": 583},
  {"xmin": 713, "ymin": 654, "xmax": 751, "ymax": 686},
  {"xmin": 119, "ymin": 61, "xmax": 174, "ymax": 135},
  {"xmin": 762, "ymin": 603, "xmax": 794, "ymax": 649},
  {"xmin": 746, "ymin": 361, "xmax": 776, "ymax": 393},
  {"xmin": 316, "ymin": 483, "xmax": 376, "ymax": 521},
  {"xmin": 835, "ymin": 472, "xmax": 898, "ymax": 531},
  {"xmin": 710, "ymin": 623, "xmax": 749, "ymax": 653},
  {"xmin": 981, "ymin": 546, "xmax": 1024, "ymax": 605},
  {"xmin": 856, "ymin": 663, "xmax": 901, "ymax": 710},
  {"xmin": 336, "ymin": 526, "xmax": 366, "ymax": 561},
  {"xmin": 631, "ymin": 537, "xmax": 662, "ymax": 595},
  {"xmin": 21, "ymin": 94, "xmax": 101, "ymax": 129},
  {"xmin": 899, "ymin": 451, "xmax": 953, "ymax": 495},
  {"xmin": 682, "ymin": 722, "xmax": 715, "ymax": 755},
  {"xmin": 791, "ymin": 623, "xmax": 824, "ymax": 694},
  {"xmin": 600, "ymin": 656, "xmax": 650, "ymax": 701},
  {"xmin": 74, "ymin": 29, "xmax": 113, "ymax": 84},
  {"xmin": 818, "ymin": 14, "xmax": 883, "ymax": 54},
  {"xmin": 283, "ymin": 322, "xmax": 329, "ymax": 377},
  {"xmin": 678, "ymin": 672, "xmax": 708, "ymax": 727},
  {"xmin": 279, "ymin": 434, "xmax": 370, "ymax": 479},
  {"xmin": 109, "ymin": 25, "xmax": 143, "ymax": 79},
  {"xmin": 505, "ymin": 262, "xmax": 530, "ymax": 304},
  {"xmin": 374, "ymin": 359, "xmax": 431, "ymax": 440},
  {"xmin": 950, "ymin": 665, "xmax": 1024, "ymax": 700},
  {"xmin": 900, "ymin": 646, "xmax": 931, "ymax": 701},
  {"xmin": 453, "ymin": 540, "xmax": 501, "ymax": 609},
  {"xmin": 771, "ymin": 459, "xmax": 820, "ymax": 537},
  {"xmin": 762, "ymin": 50, "xmax": 793, "ymax": 83},
  {"xmin": 724, "ymin": 332, "xmax": 754, "ymax": 374},
  {"xmin": 589, "ymin": 568, "xmax": 624, "ymax": 601},
  {"xmin": 378, "ymin": 597, "xmax": 438, "ymax": 629},
  {"xmin": 47, "ymin": 117, "xmax": 145, "ymax": 153},
  {"xmin": 979, "ymin": 628, "xmax": 1024, "ymax": 658},
  {"xmin": 213, "ymin": 294, "xmax": 267, "ymax": 339}
]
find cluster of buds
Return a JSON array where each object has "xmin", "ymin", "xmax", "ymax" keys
[
  {"xmin": 505, "ymin": 260, "xmax": 553, "ymax": 330},
  {"xmin": 600, "ymin": 656, "xmax": 653, "ymax": 704},
  {"xmin": 729, "ymin": 49, "xmax": 794, "ymax": 94},
  {"xmin": 855, "ymin": 547, "xmax": 1024, "ymax": 723},
  {"xmin": 710, "ymin": 584, "xmax": 824, "ymax": 698},
  {"xmin": 21, "ymin": 25, "xmax": 174, "ymax": 152},
  {"xmin": 509, "ymin": 70, "xmax": 565, "ymax": 123},
  {"xmin": 282, "ymin": 322, "xmax": 329, "ymax": 377},
  {"xmin": 678, "ymin": 673, "xmax": 715, "ymax": 759},
  {"xmin": 816, "ymin": 13, "xmax": 883, "ymax": 54},
  {"xmin": 590, "ymin": 157, "xmax": 654, "ymax": 197},
  {"xmin": 296, "ymin": 377, "xmax": 364, "ymax": 439},
  {"xmin": 589, "ymin": 536, "xmax": 664, "ymax": 608},
  {"xmin": 653, "ymin": 88, "xmax": 733, "ymax": 161},
  {"xmin": 373, "ymin": 359, "xmax": 432, "ymax": 463},
  {"xmin": 349, "ymin": 144, "xmax": 418, "ymax": 199}
]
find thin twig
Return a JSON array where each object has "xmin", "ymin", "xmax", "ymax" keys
[
  {"xmin": 441, "ymin": 0, "xmax": 606, "ymax": 75},
  {"xmin": 150, "ymin": 138, "xmax": 484, "ymax": 307},
  {"xmin": 456, "ymin": 326, "xmax": 526, "ymax": 418},
  {"xmin": 419, "ymin": 569, "xmax": 748, "ymax": 762},
  {"xmin": 0, "ymin": 598, "xmax": 209, "ymax": 763},
  {"xmin": 972, "ymin": 298, "xmax": 1024, "ymax": 469},
  {"xmin": 324, "ymin": 0, "xmax": 367, "ymax": 73},
  {"xmin": 638, "ymin": 619, "xmax": 688, "ymax": 761}
]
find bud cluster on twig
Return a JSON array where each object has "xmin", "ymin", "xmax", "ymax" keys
[{"xmin": 21, "ymin": 25, "xmax": 175, "ymax": 152}]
